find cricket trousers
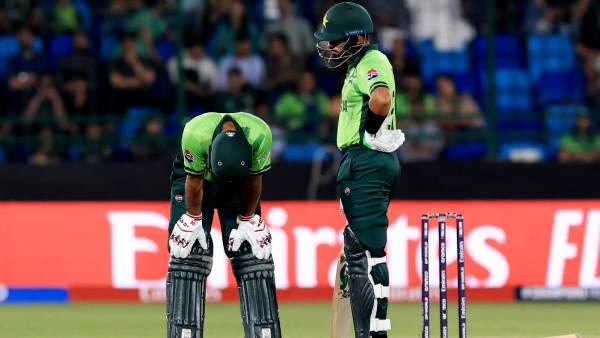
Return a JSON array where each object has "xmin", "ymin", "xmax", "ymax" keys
[{"xmin": 338, "ymin": 145, "xmax": 400, "ymax": 337}]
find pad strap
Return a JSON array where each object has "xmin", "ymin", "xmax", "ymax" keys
[{"xmin": 371, "ymin": 318, "xmax": 392, "ymax": 332}]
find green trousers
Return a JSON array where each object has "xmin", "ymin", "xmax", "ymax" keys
[
  {"xmin": 337, "ymin": 146, "xmax": 400, "ymax": 256},
  {"xmin": 169, "ymin": 177, "xmax": 261, "ymax": 256}
]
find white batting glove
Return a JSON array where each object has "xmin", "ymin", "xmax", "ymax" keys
[
  {"xmin": 363, "ymin": 115, "xmax": 405, "ymax": 153},
  {"xmin": 228, "ymin": 214, "xmax": 273, "ymax": 260},
  {"xmin": 169, "ymin": 212, "xmax": 207, "ymax": 259}
]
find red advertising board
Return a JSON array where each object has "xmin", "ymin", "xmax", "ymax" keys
[{"xmin": 1, "ymin": 201, "xmax": 599, "ymax": 298}]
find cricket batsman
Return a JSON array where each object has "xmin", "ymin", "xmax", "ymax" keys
[
  {"xmin": 314, "ymin": 2, "xmax": 404, "ymax": 337},
  {"xmin": 166, "ymin": 112, "xmax": 282, "ymax": 338}
]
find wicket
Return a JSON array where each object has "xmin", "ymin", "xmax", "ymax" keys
[{"xmin": 421, "ymin": 213, "xmax": 467, "ymax": 338}]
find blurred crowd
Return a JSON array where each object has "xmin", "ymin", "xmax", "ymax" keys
[{"xmin": 0, "ymin": 0, "xmax": 600, "ymax": 165}]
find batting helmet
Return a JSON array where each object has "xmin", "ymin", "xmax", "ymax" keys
[{"xmin": 208, "ymin": 130, "xmax": 252, "ymax": 182}]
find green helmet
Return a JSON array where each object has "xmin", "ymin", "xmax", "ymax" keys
[
  {"xmin": 208, "ymin": 130, "xmax": 252, "ymax": 182},
  {"xmin": 314, "ymin": 2, "xmax": 373, "ymax": 42},
  {"xmin": 314, "ymin": 2, "xmax": 373, "ymax": 68}
]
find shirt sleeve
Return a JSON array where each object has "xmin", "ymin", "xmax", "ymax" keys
[
  {"xmin": 181, "ymin": 124, "xmax": 209, "ymax": 176},
  {"xmin": 249, "ymin": 127, "xmax": 272, "ymax": 175},
  {"xmin": 355, "ymin": 53, "xmax": 393, "ymax": 96}
]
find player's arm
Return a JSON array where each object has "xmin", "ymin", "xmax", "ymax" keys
[
  {"xmin": 369, "ymin": 86, "xmax": 392, "ymax": 117},
  {"xmin": 185, "ymin": 174, "xmax": 204, "ymax": 215},
  {"xmin": 241, "ymin": 174, "xmax": 262, "ymax": 217}
]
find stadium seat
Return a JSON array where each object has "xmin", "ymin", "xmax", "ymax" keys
[
  {"xmin": 473, "ymin": 34, "xmax": 522, "ymax": 72},
  {"xmin": 535, "ymin": 70, "xmax": 585, "ymax": 106},
  {"xmin": 0, "ymin": 35, "xmax": 19, "ymax": 59},
  {"xmin": 100, "ymin": 35, "xmax": 119, "ymax": 59},
  {"xmin": 282, "ymin": 142, "xmax": 328, "ymax": 162},
  {"xmin": 498, "ymin": 141, "xmax": 547, "ymax": 162},
  {"xmin": 443, "ymin": 142, "xmax": 488, "ymax": 160},
  {"xmin": 156, "ymin": 38, "xmax": 176, "ymax": 61},
  {"xmin": 527, "ymin": 34, "xmax": 574, "ymax": 82},
  {"xmin": 421, "ymin": 47, "xmax": 470, "ymax": 83},
  {"xmin": 49, "ymin": 35, "xmax": 75, "ymax": 59}
]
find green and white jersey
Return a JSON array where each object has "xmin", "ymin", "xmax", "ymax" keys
[
  {"xmin": 181, "ymin": 112, "xmax": 272, "ymax": 181},
  {"xmin": 337, "ymin": 44, "xmax": 396, "ymax": 151}
]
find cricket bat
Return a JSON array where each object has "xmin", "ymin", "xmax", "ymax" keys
[{"xmin": 330, "ymin": 250, "xmax": 352, "ymax": 338}]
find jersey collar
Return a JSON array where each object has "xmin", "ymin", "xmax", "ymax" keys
[{"xmin": 349, "ymin": 44, "xmax": 379, "ymax": 68}]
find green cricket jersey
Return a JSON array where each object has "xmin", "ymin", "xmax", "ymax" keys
[
  {"xmin": 338, "ymin": 44, "xmax": 396, "ymax": 151},
  {"xmin": 180, "ymin": 112, "xmax": 272, "ymax": 182}
]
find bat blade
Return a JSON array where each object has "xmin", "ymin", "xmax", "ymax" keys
[{"xmin": 330, "ymin": 250, "xmax": 352, "ymax": 338}]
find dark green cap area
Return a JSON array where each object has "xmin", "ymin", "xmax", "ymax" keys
[
  {"xmin": 314, "ymin": 2, "xmax": 373, "ymax": 41},
  {"xmin": 209, "ymin": 130, "xmax": 252, "ymax": 182}
]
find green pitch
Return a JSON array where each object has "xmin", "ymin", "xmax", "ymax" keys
[{"xmin": 0, "ymin": 302, "xmax": 598, "ymax": 337}]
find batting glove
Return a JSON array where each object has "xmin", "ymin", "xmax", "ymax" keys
[
  {"xmin": 228, "ymin": 214, "xmax": 273, "ymax": 260},
  {"xmin": 169, "ymin": 212, "xmax": 207, "ymax": 259},
  {"xmin": 363, "ymin": 115, "xmax": 405, "ymax": 153}
]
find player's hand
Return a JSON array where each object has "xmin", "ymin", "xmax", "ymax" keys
[
  {"xmin": 363, "ymin": 115, "xmax": 405, "ymax": 153},
  {"xmin": 169, "ymin": 212, "xmax": 207, "ymax": 258},
  {"xmin": 228, "ymin": 214, "xmax": 272, "ymax": 260}
]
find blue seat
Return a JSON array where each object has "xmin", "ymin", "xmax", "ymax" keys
[
  {"xmin": 49, "ymin": 35, "xmax": 75, "ymax": 58},
  {"xmin": 535, "ymin": 70, "xmax": 585, "ymax": 105},
  {"xmin": 527, "ymin": 34, "xmax": 574, "ymax": 82},
  {"xmin": 117, "ymin": 106, "xmax": 163, "ymax": 147},
  {"xmin": 156, "ymin": 38, "xmax": 175, "ymax": 61},
  {"xmin": 0, "ymin": 35, "xmax": 19, "ymax": 59},
  {"xmin": 100, "ymin": 35, "xmax": 119, "ymax": 59},
  {"xmin": 492, "ymin": 68, "xmax": 532, "ymax": 114},
  {"xmin": 73, "ymin": 0, "xmax": 93, "ymax": 31},
  {"xmin": 444, "ymin": 142, "xmax": 487, "ymax": 160},
  {"xmin": 474, "ymin": 34, "xmax": 522, "ymax": 71},
  {"xmin": 282, "ymin": 142, "xmax": 325, "ymax": 162},
  {"xmin": 421, "ymin": 47, "xmax": 470, "ymax": 83},
  {"xmin": 498, "ymin": 141, "xmax": 547, "ymax": 162}
]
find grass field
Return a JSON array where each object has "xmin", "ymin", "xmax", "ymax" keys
[{"xmin": 0, "ymin": 301, "xmax": 598, "ymax": 337}]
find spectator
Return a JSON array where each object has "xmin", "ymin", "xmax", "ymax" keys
[
  {"xmin": 261, "ymin": 0, "xmax": 315, "ymax": 67},
  {"xmin": 272, "ymin": 70, "xmax": 330, "ymax": 142},
  {"xmin": 7, "ymin": 26, "xmax": 44, "ymax": 115},
  {"xmin": 76, "ymin": 122, "xmax": 114, "ymax": 163},
  {"xmin": 208, "ymin": 0, "xmax": 260, "ymax": 61},
  {"xmin": 22, "ymin": 72, "xmax": 73, "ymax": 165},
  {"xmin": 389, "ymin": 35, "xmax": 421, "ymax": 94},
  {"xmin": 398, "ymin": 99, "xmax": 445, "ymax": 162},
  {"xmin": 557, "ymin": 110, "xmax": 600, "ymax": 162},
  {"xmin": 130, "ymin": 115, "xmax": 171, "ymax": 159},
  {"xmin": 434, "ymin": 74, "xmax": 485, "ymax": 134},
  {"xmin": 354, "ymin": 0, "xmax": 411, "ymax": 53},
  {"xmin": 22, "ymin": 72, "xmax": 69, "ymax": 129},
  {"xmin": 217, "ymin": 33, "xmax": 265, "ymax": 91},
  {"xmin": 100, "ymin": 0, "xmax": 129, "ymax": 36},
  {"xmin": 0, "ymin": 9, "xmax": 14, "ymax": 35},
  {"xmin": 262, "ymin": 33, "xmax": 301, "ymax": 102},
  {"xmin": 214, "ymin": 67, "xmax": 256, "ymax": 113},
  {"xmin": 125, "ymin": 0, "xmax": 169, "ymax": 60},
  {"xmin": 108, "ymin": 31, "xmax": 157, "ymax": 113},
  {"xmin": 49, "ymin": 0, "xmax": 81, "ymax": 34},
  {"xmin": 58, "ymin": 30, "xmax": 98, "ymax": 116},
  {"xmin": 523, "ymin": 0, "xmax": 578, "ymax": 36},
  {"xmin": 396, "ymin": 72, "xmax": 436, "ymax": 121},
  {"xmin": 166, "ymin": 35, "xmax": 218, "ymax": 110}
]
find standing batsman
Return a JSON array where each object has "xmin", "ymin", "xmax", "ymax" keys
[
  {"xmin": 166, "ymin": 112, "xmax": 282, "ymax": 338},
  {"xmin": 314, "ymin": 2, "xmax": 404, "ymax": 337}
]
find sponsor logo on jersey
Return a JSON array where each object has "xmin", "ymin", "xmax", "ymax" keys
[
  {"xmin": 367, "ymin": 68, "xmax": 379, "ymax": 80},
  {"xmin": 184, "ymin": 149, "xmax": 194, "ymax": 162},
  {"xmin": 225, "ymin": 131, "xmax": 236, "ymax": 137},
  {"xmin": 175, "ymin": 194, "xmax": 183, "ymax": 202}
]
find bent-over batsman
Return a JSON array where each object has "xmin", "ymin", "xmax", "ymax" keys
[{"xmin": 166, "ymin": 112, "xmax": 281, "ymax": 338}]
